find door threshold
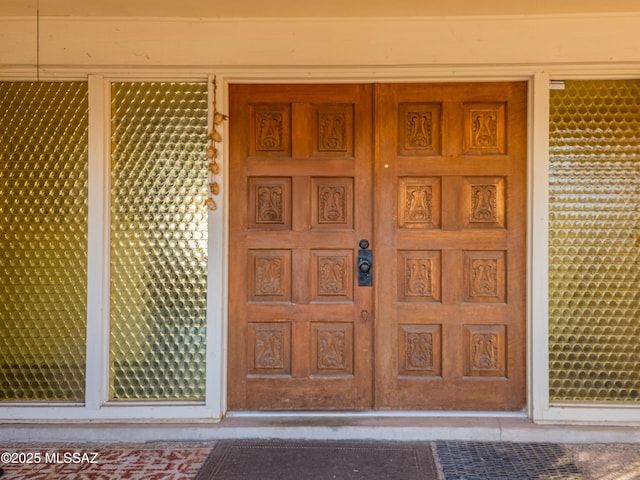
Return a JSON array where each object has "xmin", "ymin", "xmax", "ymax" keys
[{"xmin": 3, "ymin": 414, "xmax": 639, "ymax": 443}]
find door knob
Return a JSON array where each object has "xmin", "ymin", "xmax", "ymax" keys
[
  {"xmin": 358, "ymin": 259, "xmax": 371, "ymax": 273},
  {"xmin": 357, "ymin": 239, "xmax": 372, "ymax": 287}
]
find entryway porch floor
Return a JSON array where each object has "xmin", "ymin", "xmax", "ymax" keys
[{"xmin": 1, "ymin": 416, "xmax": 639, "ymax": 479}]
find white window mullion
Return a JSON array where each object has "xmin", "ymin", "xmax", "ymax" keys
[
  {"xmin": 529, "ymin": 71, "xmax": 551, "ymax": 422},
  {"xmin": 206, "ymin": 74, "xmax": 227, "ymax": 419},
  {"xmin": 85, "ymin": 74, "xmax": 110, "ymax": 410}
]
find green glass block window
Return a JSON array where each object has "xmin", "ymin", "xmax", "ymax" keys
[
  {"xmin": 549, "ymin": 80, "xmax": 640, "ymax": 403},
  {"xmin": 110, "ymin": 82, "xmax": 208, "ymax": 401},
  {"xmin": 0, "ymin": 82, "xmax": 88, "ymax": 401}
]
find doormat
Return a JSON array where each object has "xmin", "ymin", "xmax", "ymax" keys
[
  {"xmin": 195, "ymin": 440, "xmax": 439, "ymax": 479},
  {"xmin": 435, "ymin": 441, "xmax": 584, "ymax": 480}
]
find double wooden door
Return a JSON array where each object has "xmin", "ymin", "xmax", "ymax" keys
[{"xmin": 228, "ymin": 82, "xmax": 527, "ymax": 411}]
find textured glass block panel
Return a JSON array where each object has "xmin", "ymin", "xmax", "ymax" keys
[
  {"xmin": 549, "ymin": 80, "xmax": 640, "ymax": 403},
  {"xmin": 110, "ymin": 82, "xmax": 208, "ymax": 401},
  {"xmin": 0, "ymin": 82, "xmax": 88, "ymax": 401}
]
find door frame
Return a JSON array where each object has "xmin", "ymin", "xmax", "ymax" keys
[{"xmin": 211, "ymin": 68, "xmax": 541, "ymax": 420}]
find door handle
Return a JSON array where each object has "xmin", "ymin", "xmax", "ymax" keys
[
  {"xmin": 357, "ymin": 239, "xmax": 372, "ymax": 287},
  {"xmin": 359, "ymin": 260, "xmax": 371, "ymax": 273}
]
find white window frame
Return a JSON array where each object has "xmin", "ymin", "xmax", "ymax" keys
[
  {"xmin": 0, "ymin": 72, "xmax": 221, "ymax": 421},
  {"xmin": 530, "ymin": 71, "xmax": 640, "ymax": 425}
]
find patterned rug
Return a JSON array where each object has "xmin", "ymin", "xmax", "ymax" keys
[
  {"xmin": 0, "ymin": 442, "xmax": 212, "ymax": 479},
  {"xmin": 195, "ymin": 440, "xmax": 439, "ymax": 480}
]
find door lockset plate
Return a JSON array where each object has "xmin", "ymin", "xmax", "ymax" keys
[{"xmin": 357, "ymin": 239, "xmax": 372, "ymax": 287}]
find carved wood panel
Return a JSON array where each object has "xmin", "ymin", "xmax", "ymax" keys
[
  {"xmin": 398, "ymin": 177, "xmax": 441, "ymax": 229},
  {"xmin": 311, "ymin": 177, "xmax": 354, "ymax": 230},
  {"xmin": 249, "ymin": 103, "xmax": 291, "ymax": 156},
  {"xmin": 248, "ymin": 322, "xmax": 291, "ymax": 375},
  {"xmin": 463, "ymin": 325, "xmax": 506, "ymax": 377},
  {"xmin": 398, "ymin": 103, "xmax": 441, "ymax": 156},
  {"xmin": 313, "ymin": 104, "xmax": 354, "ymax": 156},
  {"xmin": 398, "ymin": 324, "xmax": 442, "ymax": 377},
  {"xmin": 463, "ymin": 250, "xmax": 506, "ymax": 303},
  {"xmin": 311, "ymin": 323, "xmax": 354, "ymax": 376},
  {"xmin": 463, "ymin": 103, "xmax": 506, "ymax": 155},
  {"xmin": 311, "ymin": 250, "xmax": 354, "ymax": 302},
  {"xmin": 462, "ymin": 177, "xmax": 506, "ymax": 229},
  {"xmin": 248, "ymin": 177, "xmax": 292, "ymax": 230},
  {"xmin": 398, "ymin": 250, "xmax": 441, "ymax": 303},
  {"xmin": 248, "ymin": 250, "xmax": 291, "ymax": 302}
]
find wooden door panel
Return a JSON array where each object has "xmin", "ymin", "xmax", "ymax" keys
[
  {"xmin": 397, "ymin": 250, "xmax": 442, "ymax": 303},
  {"xmin": 229, "ymin": 84, "xmax": 373, "ymax": 410},
  {"xmin": 250, "ymin": 103, "xmax": 292, "ymax": 156},
  {"xmin": 248, "ymin": 249, "xmax": 292, "ymax": 302},
  {"xmin": 462, "ymin": 176, "xmax": 507, "ymax": 229},
  {"xmin": 311, "ymin": 177, "xmax": 354, "ymax": 230},
  {"xmin": 398, "ymin": 176, "xmax": 442, "ymax": 229},
  {"xmin": 398, "ymin": 324, "xmax": 443, "ymax": 377},
  {"xmin": 248, "ymin": 177, "xmax": 292, "ymax": 230},
  {"xmin": 311, "ymin": 249, "xmax": 354, "ymax": 302},
  {"xmin": 374, "ymin": 82, "xmax": 527, "ymax": 410}
]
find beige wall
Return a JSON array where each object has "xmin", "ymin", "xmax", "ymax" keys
[{"xmin": 1, "ymin": 14, "xmax": 639, "ymax": 70}]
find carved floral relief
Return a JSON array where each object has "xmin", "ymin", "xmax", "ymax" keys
[
  {"xmin": 463, "ymin": 103, "xmax": 506, "ymax": 155},
  {"xmin": 319, "ymin": 257, "xmax": 347, "ymax": 295},
  {"xmin": 398, "ymin": 325, "xmax": 441, "ymax": 376},
  {"xmin": 311, "ymin": 323, "xmax": 353, "ymax": 375},
  {"xmin": 319, "ymin": 113, "xmax": 346, "ymax": 151},
  {"xmin": 463, "ymin": 251, "xmax": 505, "ymax": 303},
  {"xmin": 405, "ymin": 185, "xmax": 433, "ymax": 223},
  {"xmin": 255, "ymin": 329, "xmax": 284, "ymax": 369},
  {"xmin": 256, "ymin": 112, "xmax": 283, "ymax": 151},
  {"xmin": 470, "ymin": 184, "xmax": 497, "ymax": 223},
  {"xmin": 398, "ymin": 251, "xmax": 440, "ymax": 303},
  {"xmin": 462, "ymin": 177, "xmax": 505, "ymax": 229},
  {"xmin": 406, "ymin": 332, "xmax": 434, "ymax": 370},
  {"xmin": 318, "ymin": 330, "xmax": 346, "ymax": 369},
  {"xmin": 471, "ymin": 110, "xmax": 498, "ymax": 148},
  {"xmin": 405, "ymin": 258, "xmax": 433, "ymax": 297},
  {"xmin": 470, "ymin": 259, "xmax": 498, "ymax": 297},
  {"xmin": 319, "ymin": 185, "xmax": 346, "ymax": 223},
  {"xmin": 471, "ymin": 333, "xmax": 499, "ymax": 370},
  {"xmin": 256, "ymin": 185, "xmax": 283, "ymax": 223},
  {"xmin": 398, "ymin": 177, "xmax": 440, "ymax": 229},
  {"xmin": 464, "ymin": 325, "xmax": 506, "ymax": 377},
  {"xmin": 255, "ymin": 257, "xmax": 284, "ymax": 296},
  {"xmin": 398, "ymin": 103, "xmax": 441, "ymax": 156},
  {"xmin": 406, "ymin": 111, "xmax": 433, "ymax": 149}
]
